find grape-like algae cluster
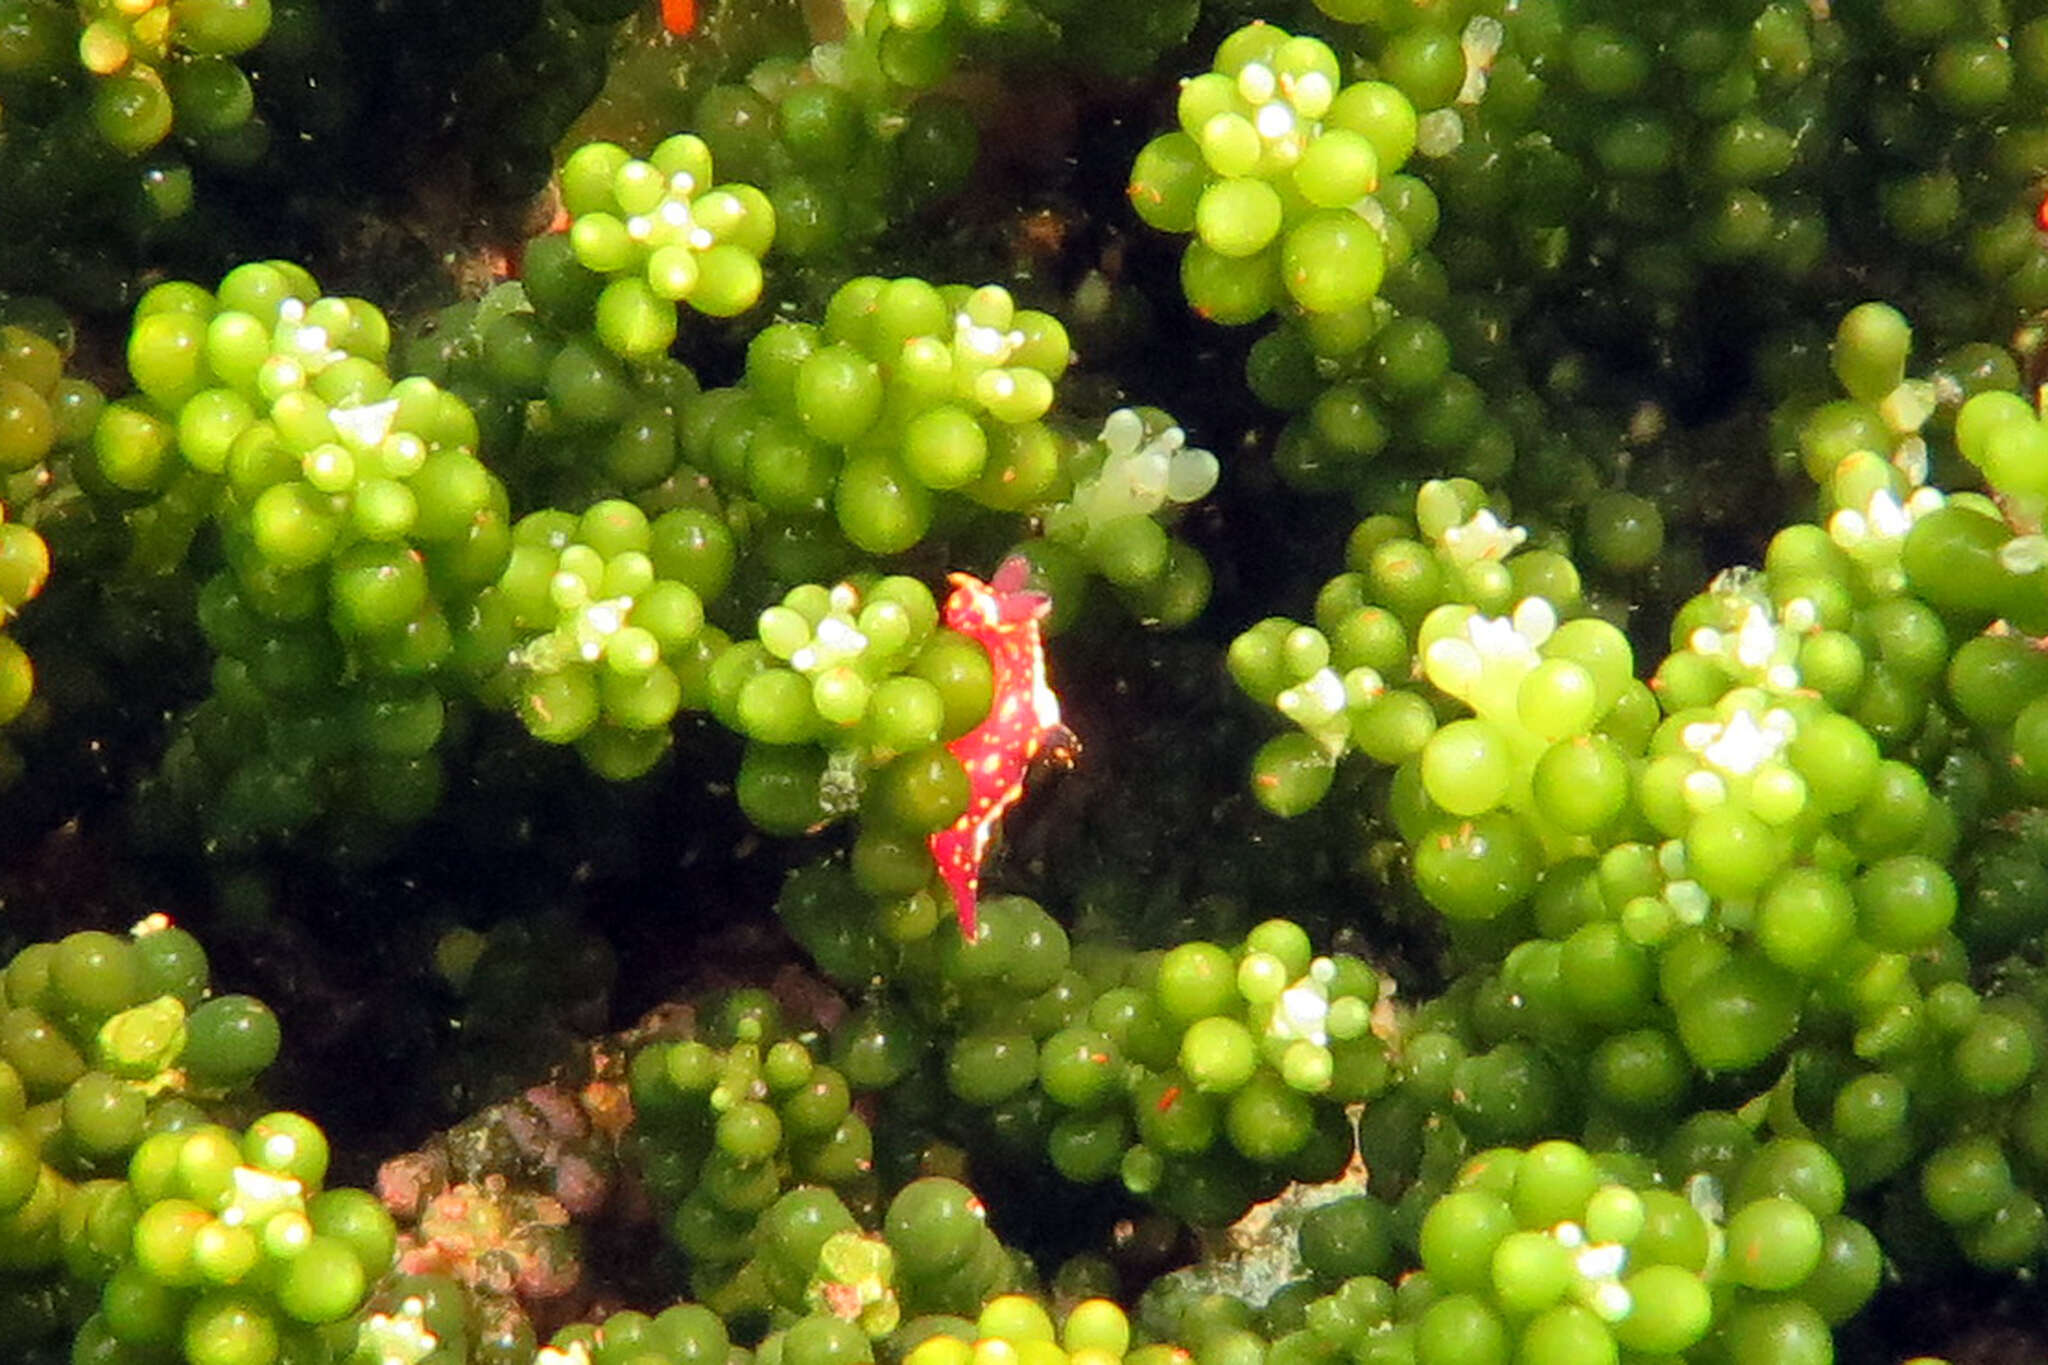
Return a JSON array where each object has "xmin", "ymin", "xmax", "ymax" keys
[{"xmin": 4, "ymin": 0, "xmax": 2048, "ymax": 1362}]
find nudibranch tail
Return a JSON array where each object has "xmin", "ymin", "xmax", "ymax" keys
[{"xmin": 929, "ymin": 556, "xmax": 1071, "ymax": 941}]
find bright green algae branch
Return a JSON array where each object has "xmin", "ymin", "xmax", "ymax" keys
[{"xmin": 85, "ymin": 254, "xmax": 1213, "ymax": 873}]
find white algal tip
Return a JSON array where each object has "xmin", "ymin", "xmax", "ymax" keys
[
  {"xmin": 1442, "ymin": 507, "xmax": 1527, "ymax": 563},
  {"xmin": 1685, "ymin": 1172, "xmax": 1725, "ymax": 1222},
  {"xmin": 367, "ymin": 1310, "xmax": 442, "ymax": 1362},
  {"xmin": 1879, "ymin": 379, "xmax": 1937, "ymax": 436},
  {"xmin": 961, "ymin": 319, "xmax": 1010, "ymax": 360},
  {"xmin": 1707, "ymin": 564, "xmax": 1765, "ymax": 598},
  {"xmin": 1415, "ymin": 108, "xmax": 1464, "ymax": 157},
  {"xmin": 1287, "ymin": 71, "xmax": 1333, "ymax": 119},
  {"xmin": 1424, "ymin": 636, "xmax": 1482, "ymax": 696},
  {"xmin": 1552, "ymin": 1220, "xmax": 1586, "ymax": 1248},
  {"xmin": 1167, "ymin": 447, "xmax": 1220, "ymax": 503},
  {"xmin": 1458, "ymin": 16, "xmax": 1503, "ymax": 104},
  {"xmin": 661, "ymin": 200, "xmax": 693, "ymax": 229},
  {"xmin": 1275, "ymin": 983, "xmax": 1330, "ymax": 1045},
  {"xmin": 2001, "ymin": 534, "xmax": 2048, "ymax": 575},
  {"xmin": 1589, "ymin": 1281, "xmax": 1633, "ymax": 1323},
  {"xmin": 1511, "ymin": 596, "xmax": 1557, "ymax": 647},
  {"xmin": 627, "ymin": 215, "xmax": 653, "ymax": 241},
  {"xmin": 220, "ymin": 1165, "xmax": 304, "ymax": 1227},
  {"xmin": 817, "ymin": 617, "xmax": 867, "ymax": 654},
  {"xmin": 1685, "ymin": 706, "xmax": 1793, "ymax": 776},
  {"xmin": 1125, "ymin": 450, "xmax": 1170, "ymax": 502},
  {"xmin": 1681, "ymin": 769, "xmax": 1727, "ymax": 809},
  {"xmin": 1236, "ymin": 61, "xmax": 1276, "ymax": 106},
  {"xmin": 1665, "ymin": 880, "xmax": 1710, "ymax": 925},
  {"xmin": 329, "ymin": 398, "xmax": 399, "ymax": 449},
  {"xmin": 1101, "ymin": 408, "xmax": 1144, "ymax": 456},
  {"xmin": 1466, "ymin": 614, "xmax": 1525, "ymax": 661},
  {"xmin": 689, "ymin": 228, "xmax": 714, "ymax": 250},
  {"xmin": 1892, "ymin": 433, "xmax": 1931, "ymax": 486},
  {"xmin": 1864, "ymin": 488, "xmax": 1911, "ymax": 539},
  {"xmin": 1277, "ymin": 668, "xmax": 1345, "ymax": 724},
  {"xmin": 1255, "ymin": 101, "xmax": 1296, "ymax": 141},
  {"xmin": 1734, "ymin": 605, "xmax": 1779, "ymax": 668},
  {"xmin": 1576, "ymin": 1242, "xmax": 1628, "ymax": 1281}
]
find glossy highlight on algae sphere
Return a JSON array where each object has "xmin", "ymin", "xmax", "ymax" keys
[{"xmin": 928, "ymin": 557, "xmax": 1073, "ymax": 940}]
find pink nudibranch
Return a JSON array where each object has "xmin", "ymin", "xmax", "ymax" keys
[{"xmin": 927, "ymin": 557, "xmax": 1073, "ymax": 941}]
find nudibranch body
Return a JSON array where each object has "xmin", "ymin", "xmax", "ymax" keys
[
  {"xmin": 929, "ymin": 557, "xmax": 1072, "ymax": 941},
  {"xmin": 661, "ymin": 0, "xmax": 698, "ymax": 36}
]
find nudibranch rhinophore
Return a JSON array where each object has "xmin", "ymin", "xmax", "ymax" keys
[{"xmin": 928, "ymin": 556, "xmax": 1073, "ymax": 941}]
